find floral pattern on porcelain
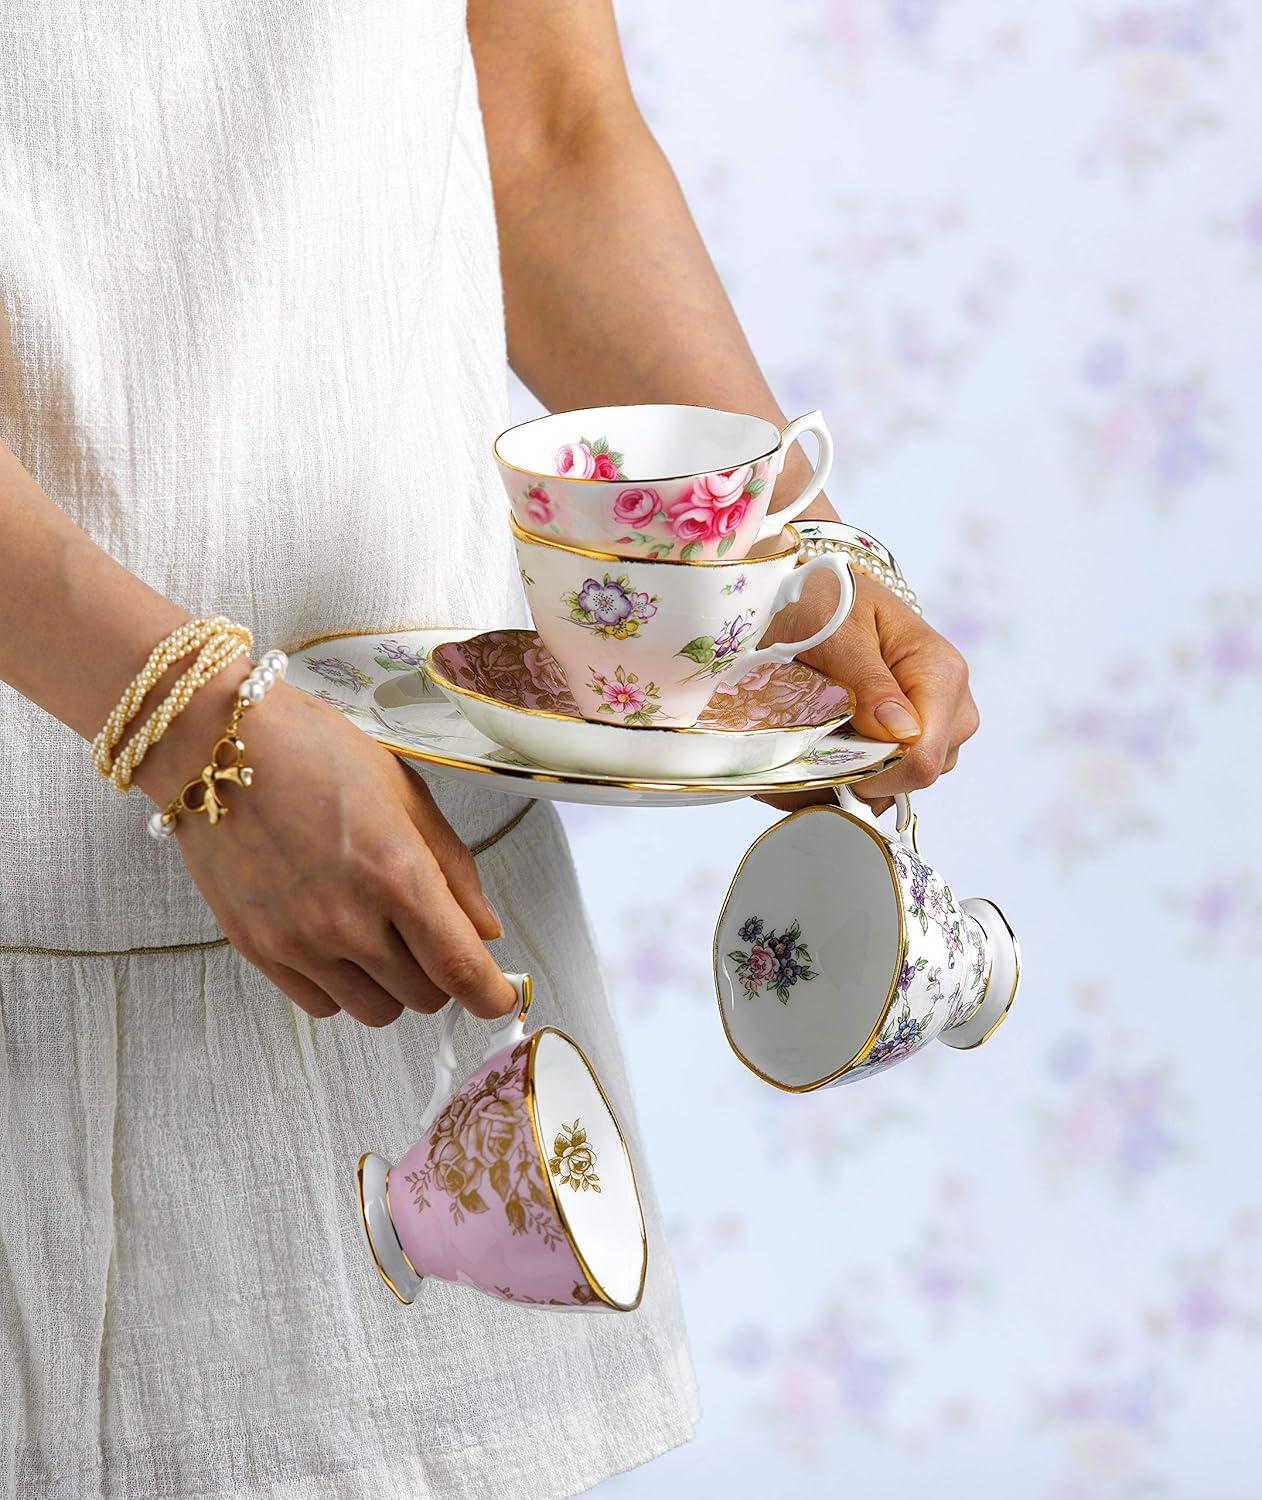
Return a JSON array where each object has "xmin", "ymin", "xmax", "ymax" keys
[
  {"xmin": 728, "ymin": 915, "xmax": 820, "ymax": 1005},
  {"xmin": 507, "ymin": 452, "xmax": 780, "ymax": 560},
  {"xmin": 563, "ymin": 574, "xmax": 659, "ymax": 639},
  {"xmin": 586, "ymin": 665, "xmax": 665, "ymax": 726},
  {"xmin": 549, "ymin": 1119, "xmax": 602, "ymax": 1193},
  {"xmin": 894, "ymin": 845, "xmax": 966, "ymax": 968},
  {"xmin": 556, "ymin": 436, "xmax": 627, "ymax": 481},
  {"xmin": 845, "ymin": 832, "xmax": 992, "ymax": 1082},
  {"xmin": 372, "ymin": 638, "xmax": 426, "ymax": 673},
  {"xmin": 303, "ymin": 655, "xmax": 374, "ymax": 694},
  {"xmin": 403, "ymin": 1037, "xmax": 563, "ymax": 1250},
  {"xmin": 427, "ymin": 630, "xmax": 854, "ymax": 733},
  {"xmin": 677, "ymin": 611, "xmax": 758, "ymax": 681}
]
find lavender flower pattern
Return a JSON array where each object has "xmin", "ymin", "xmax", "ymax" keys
[
  {"xmin": 677, "ymin": 611, "xmax": 757, "ymax": 680},
  {"xmin": 563, "ymin": 574, "xmax": 659, "ymax": 639}
]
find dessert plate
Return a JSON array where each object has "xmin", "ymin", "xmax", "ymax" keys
[
  {"xmin": 424, "ymin": 630, "xmax": 854, "ymax": 779},
  {"xmin": 287, "ymin": 628, "xmax": 908, "ymax": 809}
]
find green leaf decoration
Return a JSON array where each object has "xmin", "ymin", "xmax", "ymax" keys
[
  {"xmin": 677, "ymin": 636, "xmax": 717, "ymax": 664},
  {"xmin": 716, "ymin": 532, "xmax": 736, "ymax": 557},
  {"xmin": 746, "ymin": 477, "xmax": 767, "ymax": 497},
  {"xmin": 727, "ymin": 950, "xmax": 748, "ymax": 967},
  {"xmin": 589, "ymin": 436, "xmax": 607, "ymax": 454},
  {"xmin": 649, "ymin": 543, "xmax": 673, "ymax": 557},
  {"xmin": 680, "ymin": 541, "xmax": 703, "ymax": 561},
  {"xmin": 609, "ymin": 449, "xmax": 625, "ymax": 467}
]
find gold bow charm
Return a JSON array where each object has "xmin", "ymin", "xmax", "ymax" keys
[{"xmin": 180, "ymin": 734, "xmax": 254, "ymax": 825}]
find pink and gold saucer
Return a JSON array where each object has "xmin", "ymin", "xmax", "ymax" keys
[{"xmin": 423, "ymin": 629, "xmax": 854, "ymax": 779}]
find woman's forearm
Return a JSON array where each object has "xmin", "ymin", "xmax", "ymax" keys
[
  {"xmin": 0, "ymin": 439, "xmax": 191, "ymax": 740},
  {"xmin": 474, "ymin": 14, "xmax": 835, "ymax": 519}
]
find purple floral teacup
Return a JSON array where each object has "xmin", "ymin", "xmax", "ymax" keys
[
  {"xmin": 495, "ymin": 403, "xmax": 833, "ymax": 561},
  {"xmin": 357, "ymin": 974, "xmax": 648, "ymax": 1311},
  {"xmin": 713, "ymin": 791, "xmax": 1022, "ymax": 1091},
  {"xmin": 511, "ymin": 517, "xmax": 856, "ymax": 728}
]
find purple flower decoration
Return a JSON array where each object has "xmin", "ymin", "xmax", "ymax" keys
[
  {"xmin": 738, "ymin": 916, "xmax": 764, "ymax": 943},
  {"xmin": 898, "ymin": 960, "xmax": 918, "ymax": 994},
  {"xmin": 714, "ymin": 614, "xmax": 755, "ymax": 660},
  {"xmin": 577, "ymin": 578, "xmax": 633, "ymax": 626}
]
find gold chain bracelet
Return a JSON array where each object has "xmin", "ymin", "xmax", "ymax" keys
[{"xmin": 147, "ymin": 650, "xmax": 288, "ymax": 840}]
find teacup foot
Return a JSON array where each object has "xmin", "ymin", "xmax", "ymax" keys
[
  {"xmin": 356, "ymin": 1151, "xmax": 424, "ymax": 1305},
  {"xmin": 940, "ymin": 898, "xmax": 1022, "ymax": 1050}
]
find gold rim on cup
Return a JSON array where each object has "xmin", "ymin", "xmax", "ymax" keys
[
  {"xmin": 509, "ymin": 511, "xmax": 801, "ymax": 567},
  {"xmin": 493, "ymin": 402, "xmax": 784, "ymax": 487}
]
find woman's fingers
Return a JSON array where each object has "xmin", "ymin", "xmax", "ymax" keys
[
  {"xmin": 256, "ymin": 960, "xmax": 342, "ymax": 1020},
  {"xmin": 398, "ymin": 765, "xmax": 503, "ymax": 940},
  {"xmin": 393, "ymin": 899, "xmax": 519, "ymax": 1018}
]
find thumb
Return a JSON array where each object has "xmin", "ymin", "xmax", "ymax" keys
[{"xmin": 843, "ymin": 642, "xmax": 922, "ymax": 744}]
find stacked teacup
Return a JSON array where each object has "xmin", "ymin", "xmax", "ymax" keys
[{"xmin": 494, "ymin": 404, "xmax": 855, "ymax": 737}]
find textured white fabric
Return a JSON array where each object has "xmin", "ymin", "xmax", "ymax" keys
[{"xmin": 0, "ymin": 4, "xmax": 697, "ymax": 1495}]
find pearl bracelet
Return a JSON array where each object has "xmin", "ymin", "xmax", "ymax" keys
[
  {"xmin": 795, "ymin": 520, "xmax": 921, "ymax": 616},
  {"xmin": 147, "ymin": 650, "xmax": 288, "ymax": 840}
]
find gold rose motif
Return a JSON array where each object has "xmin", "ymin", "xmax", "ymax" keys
[
  {"xmin": 405, "ymin": 1039, "xmax": 562, "ymax": 1250},
  {"xmin": 549, "ymin": 1119, "xmax": 601, "ymax": 1193}
]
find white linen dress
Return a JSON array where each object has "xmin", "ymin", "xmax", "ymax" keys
[{"xmin": 0, "ymin": 5, "xmax": 698, "ymax": 1496}]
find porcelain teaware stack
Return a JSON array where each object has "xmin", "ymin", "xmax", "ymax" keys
[
  {"xmin": 422, "ymin": 404, "xmax": 865, "ymax": 779},
  {"xmin": 352, "ymin": 404, "xmax": 1022, "ymax": 1316}
]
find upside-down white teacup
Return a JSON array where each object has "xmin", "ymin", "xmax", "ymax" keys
[
  {"xmin": 712, "ymin": 790, "xmax": 1022, "ymax": 1091},
  {"xmin": 357, "ymin": 974, "xmax": 648, "ymax": 1311},
  {"xmin": 495, "ymin": 403, "xmax": 833, "ymax": 561},
  {"xmin": 511, "ymin": 517, "xmax": 855, "ymax": 728}
]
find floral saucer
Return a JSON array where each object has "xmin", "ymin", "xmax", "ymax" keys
[
  {"xmin": 288, "ymin": 628, "xmax": 908, "ymax": 808},
  {"xmin": 422, "ymin": 630, "xmax": 854, "ymax": 779}
]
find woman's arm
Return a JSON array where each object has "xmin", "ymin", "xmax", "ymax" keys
[
  {"xmin": 469, "ymin": 0, "xmax": 978, "ymax": 798},
  {"xmin": 0, "ymin": 440, "xmax": 514, "ymax": 1022}
]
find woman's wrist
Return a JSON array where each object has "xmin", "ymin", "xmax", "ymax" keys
[{"xmin": 131, "ymin": 655, "xmax": 254, "ymax": 806}]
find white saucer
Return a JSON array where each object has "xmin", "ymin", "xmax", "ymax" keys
[{"xmin": 288, "ymin": 628, "xmax": 908, "ymax": 809}]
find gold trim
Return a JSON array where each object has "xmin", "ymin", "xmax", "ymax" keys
[
  {"xmin": 493, "ymin": 403, "xmax": 783, "ymax": 487},
  {"xmin": 0, "ymin": 802, "xmax": 536, "ymax": 958},
  {"xmin": 374, "ymin": 731, "xmax": 906, "ymax": 796},
  {"xmin": 952, "ymin": 898, "xmax": 1022, "ymax": 1050},
  {"xmin": 711, "ymin": 802, "xmax": 910, "ymax": 1092},
  {"xmin": 509, "ymin": 511, "xmax": 800, "ymax": 567},
  {"xmin": 517, "ymin": 971, "xmax": 534, "ymax": 1022},
  {"xmin": 523, "ymin": 1027, "xmax": 648, "ymax": 1311},
  {"xmin": 384, "ymin": 1172, "xmax": 425, "ymax": 1282},
  {"xmin": 356, "ymin": 1152, "xmax": 413, "ymax": 1305},
  {"xmin": 283, "ymin": 622, "xmax": 471, "ymax": 657},
  {"xmin": 425, "ymin": 636, "xmax": 855, "ymax": 738}
]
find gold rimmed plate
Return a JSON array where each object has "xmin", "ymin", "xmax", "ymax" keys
[{"xmin": 286, "ymin": 627, "xmax": 908, "ymax": 809}]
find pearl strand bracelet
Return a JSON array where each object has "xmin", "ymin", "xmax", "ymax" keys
[
  {"xmin": 91, "ymin": 615, "xmax": 251, "ymax": 778},
  {"xmin": 795, "ymin": 520, "xmax": 921, "ymax": 616},
  {"xmin": 147, "ymin": 650, "xmax": 288, "ymax": 840}
]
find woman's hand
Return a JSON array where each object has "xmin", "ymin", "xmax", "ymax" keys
[
  {"xmin": 759, "ymin": 569, "xmax": 980, "ymax": 810},
  {"xmin": 135, "ymin": 664, "xmax": 517, "ymax": 1027}
]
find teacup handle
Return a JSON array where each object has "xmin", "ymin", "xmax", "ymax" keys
[
  {"xmin": 712, "ymin": 552, "xmax": 855, "ymax": 692},
  {"xmin": 833, "ymin": 785, "xmax": 919, "ymax": 852},
  {"xmin": 754, "ymin": 411, "xmax": 834, "ymax": 541},
  {"xmin": 419, "ymin": 972, "xmax": 534, "ymax": 1132}
]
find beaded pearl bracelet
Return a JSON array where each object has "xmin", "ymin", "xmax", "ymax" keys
[
  {"xmin": 91, "ymin": 615, "xmax": 252, "ymax": 780},
  {"xmin": 147, "ymin": 650, "xmax": 288, "ymax": 840},
  {"xmin": 795, "ymin": 520, "xmax": 921, "ymax": 616}
]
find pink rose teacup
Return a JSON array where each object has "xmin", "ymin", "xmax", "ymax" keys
[
  {"xmin": 511, "ymin": 517, "xmax": 855, "ymax": 728},
  {"xmin": 357, "ymin": 974, "xmax": 648, "ymax": 1312},
  {"xmin": 495, "ymin": 403, "xmax": 833, "ymax": 561}
]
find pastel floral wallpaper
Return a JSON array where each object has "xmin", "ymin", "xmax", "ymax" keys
[{"xmin": 513, "ymin": 1, "xmax": 1262, "ymax": 1494}]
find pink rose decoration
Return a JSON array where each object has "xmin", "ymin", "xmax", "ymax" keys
[
  {"xmin": 556, "ymin": 442, "xmax": 596, "ymax": 479},
  {"xmin": 714, "ymin": 496, "xmax": 751, "ymax": 537},
  {"xmin": 693, "ymin": 465, "xmax": 753, "ymax": 505},
  {"xmin": 666, "ymin": 497, "xmax": 722, "ymax": 544},
  {"xmin": 591, "ymin": 452, "xmax": 620, "ymax": 481},
  {"xmin": 612, "ymin": 487, "xmax": 661, "ymax": 528},
  {"xmin": 523, "ymin": 484, "xmax": 556, "ymax": 525},
  {"xmin": 745, "ymin": 945, "xmax": 779, "ymax": 985}
]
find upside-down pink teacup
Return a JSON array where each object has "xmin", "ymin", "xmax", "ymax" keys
[
  {"xmin": 357, "ymin": 974, "xmax": 648, "ymax": 1312},
  {"xmin": 512, "ymin": 516, "xmax": 855, "ymax": 728},
  {"xmin": 495, "ymin": 403, "xmax": 833, "ymax": 561}
]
